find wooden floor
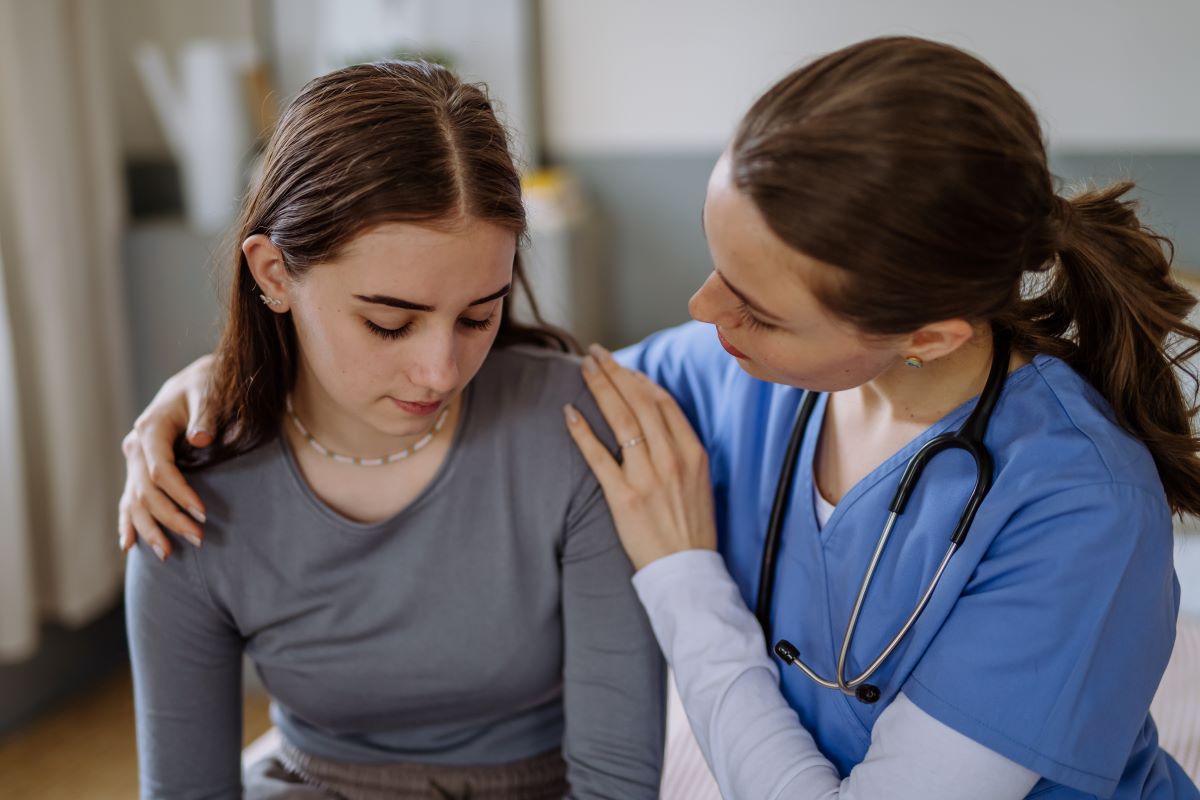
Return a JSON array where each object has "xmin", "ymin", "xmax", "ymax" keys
[{"xmin": 0, "ymin": 666, "xmax": 271, "ymax": 799}]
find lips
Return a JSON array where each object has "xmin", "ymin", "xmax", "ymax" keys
[
  {"xmin": 716, "ymin": 328, "xmax": 749, "ymax": 359},
  {"xmin": 392, "ymin": 398, "xmax": 443, "ymax": 416}
]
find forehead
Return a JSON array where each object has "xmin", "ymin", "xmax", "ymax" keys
[
  {"xmin": 703, "ymin": 154, "xmax": 825, "ymax": 313},
  {"xmin": 329, "ymin": 220, "xmax": 516, "ymax": 291}
]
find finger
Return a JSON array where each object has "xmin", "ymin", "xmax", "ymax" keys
[
  {"xmin": 185, "ymin": 384, "xmax": 215, "ymax": 447},
  {"xmin": 138, "ymin": 418, "xmax": 207, "ymax": 523},
  {"xmin": 118, "ymin": 502, "xmax": 134, "ymax": 552},
  {"xmin": 563, "ymin": 404, "xmax": 631, "ymax": 496},
  {"xmin": 130, "ymin": 505, "xmax": 172, "ymax": 561},
  {"xmin": 580, "ymin": 354, "xmax": 645, "ymax": 447},
  {"xmin": 651, "ymin": 380, "xmax": 707, "ymax": 459},
  {"xmin": 588, "ymin": 345, "xmax": 676, "ymax": 473},
  {"xmin": 142, "ymin": 483, "xmax": 204, "ymax": 547},
  {"xmin": 131, "ymin": 437, "xmax": 206, "ymax": 538}
]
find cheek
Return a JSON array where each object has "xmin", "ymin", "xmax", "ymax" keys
[
  {"xmin": 748, "ymin": 334, "xmax": 887, "ymax": 392},
  {"xmin": 290, "ymin": 303, "xmax": 339, "ymax": 366},
  {"xmin": 292, "ymin": 304, "xmax": 389, "ymax": 390}
]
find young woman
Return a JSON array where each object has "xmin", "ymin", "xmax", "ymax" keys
[
  {"xmin": 123, "ymin": 39, "xmax": 1200, "ymax": 798},
  {"xmin": 121, "ymin": 61, "xmax": 664, "ymax": 800}
]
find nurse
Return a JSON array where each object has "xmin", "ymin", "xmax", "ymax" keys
[
  {"xmin": 121, "ymin": 37, "xmax": 1199, "ymax": 797},
  {"xmin": 563, "ymin": 37, "xmax": 1200, "ymax": 797}
]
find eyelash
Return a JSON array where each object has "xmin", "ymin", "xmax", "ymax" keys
[
  {"xmin": 738, "ymin": 302, "xmax": 776, "ymax": 332},
  {"xmin": 365, "ymin": 315, "xmax": 495, "ymax": 340}
]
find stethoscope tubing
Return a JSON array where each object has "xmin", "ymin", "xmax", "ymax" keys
[{"xmin": 760, "ymin": 329, "xmax": 1012, "ymax": 703}]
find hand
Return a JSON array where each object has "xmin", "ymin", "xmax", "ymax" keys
[
  {"xmin": 118, "ymin": 354, "xmax": 217, "ymax": 558},
  {"xmin": 564, "ymin": 344, "xmax": 717, "ymax": 571}
]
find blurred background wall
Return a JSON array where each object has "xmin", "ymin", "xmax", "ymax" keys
[{"xmin": 1, "ymin": 0, "xmax": 1198, "ymax": 795}]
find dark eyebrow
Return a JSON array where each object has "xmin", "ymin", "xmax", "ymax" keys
[
  {"xmin": 353, "ymin": 283, "xmax": 512, "ymax": 312},
  {"xmin": 716, "ymin": 271, "xmax": 786, "ymax": 323}
]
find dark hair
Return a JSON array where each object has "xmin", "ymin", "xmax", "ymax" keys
[
  {"xmin": 732, "ymin": 36, "xmax": 1200, "ymax": 515},
  {"xmin": 182, "ymin": 61, "xmax": 572, "ymax": 469}
]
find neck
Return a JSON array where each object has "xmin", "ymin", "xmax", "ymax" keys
[
  {"xmin": 289, "ymin": 366, "xmax": 452, "ymax": 460},
  {"xmin": 855, "ymin": 328, "xmax": 999, "ymax": 427}
]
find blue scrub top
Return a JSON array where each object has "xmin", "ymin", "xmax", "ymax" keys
[{"xmin": 619, "ymin": 321, "xmax": 1198, "ymax": 799}]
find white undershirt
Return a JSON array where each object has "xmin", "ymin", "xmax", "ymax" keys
[
  {"xmin": 632, "ymin": 550, "xmax": 1041, "ymax": 799},
  {"xmin": 814, "ymin": 484, "xmax": 836, "ymax": 528}
]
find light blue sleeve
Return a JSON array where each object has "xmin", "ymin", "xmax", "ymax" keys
[
  {"xmin": 633, "ymin": 551, "xmax": 1040, "ymax": 799},
  {"xmin": 903, "ymin": 482, "xmax": 1179, "ymax": 796}
]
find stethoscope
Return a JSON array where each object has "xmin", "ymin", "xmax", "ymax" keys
[{"xmin": 756, "ymin": 328, "xmax": 1012, "ymax": 704}]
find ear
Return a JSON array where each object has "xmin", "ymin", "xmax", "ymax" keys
[
  {"xmin": 243, "ymin": 234, "xmax": 292, "ymax": 313},
  {"xmin": 903, "ymin": 319, "xmax": 976, "ymax": 363}
]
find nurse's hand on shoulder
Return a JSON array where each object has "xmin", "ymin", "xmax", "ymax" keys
[
  {"xmin": 564, "ymin": 344, "xmax": 718, "ymax": 571},
  {"xmin": 118, "ymin": 353, "xmax": 216, "ymax": 560}
]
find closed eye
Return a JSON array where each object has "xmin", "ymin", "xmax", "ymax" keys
[
  {"xmin": 738, "ymin": 302, "xmax": 776, "ymax": 331},
  {"xmin": 365, "ymin": 319, "xmax": 413, "ymax": 340},
  {"xmin": 364, "ymin": 314, "xmax": 495, "ymax": 340}
]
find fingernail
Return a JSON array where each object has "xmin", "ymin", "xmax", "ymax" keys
[
  {"xmin": 188, "ymin": 506, "xmax": 207, "ymax": 524},
  {"xmin": 183, "ymin": 533, "xmax": 203, "ymax": 548},
  {"xmin": 582, "ymin": 355, "xmax": 599, "ymax": 374},
  {"xmin": 587, "ymin": 343, "xmax": 609, "ymax": 360},
  {"xmin": 563, "ymin": 404, "xmax": 580, "ymax": 424},
  {"xmin": 152, "ymin": 544, "xmax": 166, "ymax": 561}
]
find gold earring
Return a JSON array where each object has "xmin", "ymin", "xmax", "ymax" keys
[{"xmin": 903, "ymin": 356, "xmax": 923, "ymax": 369}]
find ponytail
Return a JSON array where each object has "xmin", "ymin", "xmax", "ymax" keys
[{"xmin": 1008, "ymin": 181, "xmax": 1200, "ymax": 516}]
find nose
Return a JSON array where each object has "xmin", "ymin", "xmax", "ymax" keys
[
  {"xmin": 408, "ymin": 332, "xmax": 460, "ymax": 396},
  {"xmin": 688, "ymin": 271, "xmax": 737, "ymax": 326}
]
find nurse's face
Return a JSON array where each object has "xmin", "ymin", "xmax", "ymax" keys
[{"xmin": 690, "ymin": 152, "xmax": 903, "ymax": 392}]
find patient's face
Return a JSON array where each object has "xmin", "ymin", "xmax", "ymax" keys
[{"xmin": 287, "ymin": 218, "xmax": 515, "ymax": 445}]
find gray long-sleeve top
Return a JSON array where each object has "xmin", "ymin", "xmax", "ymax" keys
[{"xmin": 125, "ymin": 345, "xmax": 665, "ymax": 799}]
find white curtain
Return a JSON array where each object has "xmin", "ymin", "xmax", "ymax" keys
[{"xmin": 0, "ymin": 0, "xmax": 131, "ymax": 661}]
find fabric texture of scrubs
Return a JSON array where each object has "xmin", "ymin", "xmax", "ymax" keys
[{"xmin": 619, "ymin": 321, "xmax": 1198, "ymax": 799}]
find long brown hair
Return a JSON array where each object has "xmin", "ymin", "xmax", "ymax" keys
[
  {"xmin": 181, "ymin": 61, "xmax": 571, "ymax": 470},
  {"xmin": 732, "ymin": 36, "xmax": 1200, "ymax": 515}
]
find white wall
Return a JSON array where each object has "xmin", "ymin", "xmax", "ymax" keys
[{"xmin": 541, "ymin": 0, "xmax": 1200, "ymax": 154}]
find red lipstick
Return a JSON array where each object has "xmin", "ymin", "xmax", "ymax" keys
[{"xmin": 717, "ymin": 328, "xmax": 749, "ymax": 359}]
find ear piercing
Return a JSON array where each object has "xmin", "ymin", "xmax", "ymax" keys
[
  {"xmin": 903, "ymin": 356, "xmax": 924, "ymax": 369},
  {"xmin": 259, "ymin": 293, "xmax": 284, "ymax": 307}
]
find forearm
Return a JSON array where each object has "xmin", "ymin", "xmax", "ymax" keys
[
  {"xmin": 633, "ymin": 551, "xmax": 1040, "ymax": 800},
  {"xmin": 634, "ymin": 551, "xmax": 841, "ymax": 797}
]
